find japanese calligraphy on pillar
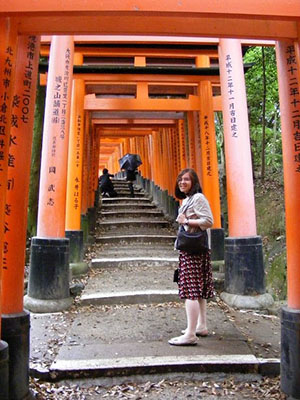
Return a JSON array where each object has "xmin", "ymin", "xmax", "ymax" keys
[
  {"xmin": 61, "ymin": 49, "xmax": 71, "ymax": 139},
  {"xmin": 0, "ymin": 46, "xmax": 13, "ymax": 175},
  {"xmin": 178, "ymin": 120, "xmax": 186, "ymax": 163},
  {"xmin": 4, "ymin": 36, "xmax": 39, "ymax": 272},
  {"xmin": 284, "ymin": 45, "xmax": 300, "ymax": 173},
  {"xmin": 48, "ymin": 48, "xmax": 71, "ymax": 208},
  {"xmin": 203, "ymin": 115, "xmax": 212, "ymax": 176},
  {"xmin": 225, "ymin": 54, "xmax": 238, "ymax": 138},
  {"xmin": 1, "ymin": 45, "xmax": 14, "ymax": 271},
  {"xmin": 73, "ymin": 114, "xmax": 82, "ymax": 211}
]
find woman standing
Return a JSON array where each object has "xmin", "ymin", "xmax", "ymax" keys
[{"xmin": 169, "ymin": 168, "xmax": 215, "ymax": 346}]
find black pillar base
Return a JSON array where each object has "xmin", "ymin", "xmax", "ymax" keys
[
  {"xmin": 81, "ymin": 214, "xmax": 89, "ymax": 243},
  {"xmin": 1, "ymin": 312, "xmax": 29, "ymax": 400},
  {"xmin": 224, "ymin": 235, "xmax": 265, "ymax": 295},
  {"xmin": 65, "ymin": 230, "xmax": 84, "ymax": 263},
  {"xmin": 211, "ymin": 228, "xmax": 224, "ymax": 261},
  {"xmin": 24, "ymin": 237, "xmax": 72, "ymax": 313},
  {"xmin": 65, "ymin": 230, "xmax": 88, "ymax": 276},
  {"xmin": 88, "ymin": 207, "xmax": 96, "ymax": 233},
  {"xmin": 0, "ymin": 340, "xmax": 9, "ymax": 400},
  {"xmin": 281, "ymin": 307, "xmax": 300, "ymax": 399},
  {"xmin": 94, "ymin": 189, "xmax": 100, "ymax": 207}
]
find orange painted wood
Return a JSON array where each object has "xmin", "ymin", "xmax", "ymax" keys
[
  {"xmin": 1, "ymin": 0, "xmax": 299, "ymax": 18},
  {"xmin": 81, "ymin": 111, "xmax": 90, "ymax": 215},
  {"xmin": 151, "ymin": 131, "xmax": 160, "ymax": 186},
  {"xmin": 0, "ymin": 17, "xmax": 17, "ymax": 333},
  {"xmin": 41, "ymin": 44, "xmax": 219, "ymax": 59},
  {"xmin": 177, "ymin": 119, "xmax": 187, "ymax": 170},
  {"xmin": 295, "ymin": 39, "xmax": 300, "ymax": 90},
  {"xmin": 41, "ymin": 35, "xmax": 276, "ymax": 47},
  {"xmin": 37, "ymin": 36, "xmax": 74, "ymax": 238},
  {"xmin": 161, "ymin": 128, "xmax": 170, "ymax": 191},
  {"xmin": 58, "ymin": 74, "xmax": 220, "ymax": 85},
  {"xmin": 172, "ymin": 127, "xmax": 181, "ymax": 182},
  {"xmin": 87, "ymin": 129, "xmax": 95, "ymax": 208},
  {"xmin": 134, "ymin": 56, "xmax": 146, "ymax": 67},
  {"xmin": 276, "ymin": 40, "xmax": 300, "ymax": 309},
  {"xmin": 186, "ymin": 112, "xmax": 197, "ymax": 170},
  {"xmin": 2, "ymin": 36, "xmax": 40, "ymax": 314},
  {"xmin": 94, "ymin": 129, "xmax": 100, "ymax": 190},
  {"xmin": 213, "ymin": 95, "xmax": 222, "ymax": 111},
  {"xmin": 65, "ymin": 79, "xmax": 85, "ymax": 231},
  {"xmin": 199, "ymin": 81, "xmax": 221, "ymax": 229},
  {"xmin": 1, "ymin": 1, "xmax": 298, "ymax": 40},
  {"xmin": 14, "ymin": 16, "xmax": 297, "ymax": 40},
  {"xmin": 218, "ymin": 39, "xmax": 257, "ymax": 237},
  {"xmin": 193, "ymin": 113, "xmax": 203, "ymax": 184},
  {"xmin": 84, "ymin": 93, "xmax": 201, "ymax": 111}
]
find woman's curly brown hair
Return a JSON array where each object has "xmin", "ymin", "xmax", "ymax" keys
[{"xmin": 174, "ymin": 168, "xmax": 202, "ymax": 199}]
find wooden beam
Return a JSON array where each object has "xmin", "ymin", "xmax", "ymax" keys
[
  {"xmin": 1, "ymin": 0, "xmax": 299, "ymax": 19},
  {"xmin": 93, "ymin": 119, "xmax": 177, "ymax": 125},
  {"xmin": 91, "ymin": 111, "xmax": 184, "ymax": 119},
  {"xmin": 85, "ymin": 93, "xmax": 201, "ymax": 111},
  {"xmin": 41, "ymin": 35, "xmax": 276, "ymax": 47},
  {"xmin": 14, "ymin": 16, "xmax": 297, "ymax": 39}
]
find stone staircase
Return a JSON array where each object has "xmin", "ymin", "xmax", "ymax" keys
[
  {"xmin": 30, "ymin": 180, "xmax": 281, "ymax": 383},
  {"xmin": 83, "ymin": 179, "xmax": 180, "ymax": 306},
  {"xmin": 81, "ymin": 179, "xmax": 225, "ymax": 306}
]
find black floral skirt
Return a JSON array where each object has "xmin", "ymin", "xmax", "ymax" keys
[{"xmin": 178, "ymin": 250, "xmax": 215, "ymax": 300}]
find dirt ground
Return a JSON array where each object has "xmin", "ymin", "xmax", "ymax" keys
[{"xmin": 30, "ymin": 374, "xmax": 286, "ymax": 399}]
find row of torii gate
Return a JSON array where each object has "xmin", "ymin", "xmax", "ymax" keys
[{"xmin": 0, "ymin": 2, "xmax": 300, "ymax": 399}]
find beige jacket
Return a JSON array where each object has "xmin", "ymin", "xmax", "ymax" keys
[{"xmin": 177, "ymin": 193, "xmax": 214, "ymax": 232}]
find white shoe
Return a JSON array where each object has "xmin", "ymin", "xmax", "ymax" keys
[
  {"xmin": 181, "ymin": 328, "xmax": 208, "ymax": 337},
  {"xmin": 168, "ymin": 335, "xmax": 198, "ymax": 346}
]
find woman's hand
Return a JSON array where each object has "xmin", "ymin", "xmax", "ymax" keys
[{"xmin": 176, "ymin": 213, "xmax": 187, "ymax": 225}]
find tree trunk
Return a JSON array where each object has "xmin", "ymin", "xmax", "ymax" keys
[
  {"xmin": 27, "ymin": 81, "xmax": 46, "ymax": 237},
  {"xmin": 261, "ymin": 46, "xmax": 267, "ymax": 180}
]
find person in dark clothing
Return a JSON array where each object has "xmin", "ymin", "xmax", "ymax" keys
[
  {"xmin": 125, "ymin": 168, "xmax": 137, "ymax": 197},
  {"xmin": 98, "ymin": 168, "xmax": 117, "ymax": 197}
]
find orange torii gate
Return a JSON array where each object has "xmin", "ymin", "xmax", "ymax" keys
[{"xmin": 0, "ymin": 1, "xmax": 299, "ymax": 398}]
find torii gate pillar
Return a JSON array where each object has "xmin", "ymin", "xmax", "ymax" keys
[
  {"xmin": 65, "ymin": 54, "xmax": 88, "ymax": 276},
  {"xmin": 1, "ymin": 35, "xmax": 40, "ymax": 400},
  {"xmin": 0, "ymin": 17, "xmax": 17, "ymax": 400},
  {"xmin": 218, "ymin": 39, "xmax": 273, "ymax": 309},
  {"xmin": 24, "ymin": 36, "xmax": 74, "ymax": 313},
  {"xmin": 276, "ymin": 40, "xmax": 300, "ymax": 400}
]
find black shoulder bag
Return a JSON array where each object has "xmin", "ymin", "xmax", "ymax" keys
[{"xmin": 175, "ymin": 196, "xmax": 209, "ymax": 255}]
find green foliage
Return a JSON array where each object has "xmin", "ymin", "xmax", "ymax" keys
[
  {"xmin": 27, "ymin": 82, "xmax": 46, "ymax": 237},
  {"xmin": 244, "ymin": 46, "xmax": 282, "ymax": 174},
  {"xmin": 255, "ymin": 172, "xmax": 286, "ymax": 300},
  {"xmin": 266, "ymin": 252, "xmax": 287, "ymax": 301}
]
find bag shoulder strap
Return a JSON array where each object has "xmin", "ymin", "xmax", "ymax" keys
[{"xmin": 180, "ymin": 195, "xmax": 194, "ymax": 214}]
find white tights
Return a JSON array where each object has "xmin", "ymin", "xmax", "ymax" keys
[{"xmin": 184, "ymin": 298, "xmax": 207, "ymax": 338}]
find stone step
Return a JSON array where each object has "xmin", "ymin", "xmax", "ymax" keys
[
  {"xmin": 111, "ymin": 191, "xmax": 144, "ymax": 197},
  {"xmin": 38, "ymin": 302, "xmax": 270, "ymax": 381},
  {"xmin": 112, "ymin": 185, "xmax": 143, "ymax": 191},
  {"xmin": 91, "ymin": 256, "xmax": 179, "ymax": 268},
  {"xmin": 99, "ymin": 219, "xmax": 170, "ymax": 226},
  {"xmin": 98, "ymin": 220, "xmax": 172, "ymax": 235},
  {"xmin": 80, "ymin": 290, "xmax": 179, "ymax": 306},
  {"xmin": 95, "ymin": 234, "xmax": 177, "ymax": 245},
  {"xmin": 100, "ymin": 203, "xmax": 157, "ymax": 211},
  {"xmin": 92, "ymin": 247, "xmax": 178, "ymax": 258},
  {"xmin": 81, "ymin": 262, "xmax": 224, "ymax": 306},
  {"xmin": 101, "ymin": 197, "xmax": 151, "ymax": 204},
  {"xmin": 99, "ymin": 210, "xmax": 164, "ymax": 220},
  {"xmin": 91, "ymin": 248, "xmax": 223, "ymax": 270},
  {"xmin": 98, "ymin": 227, "xmax": 174, "ymax": 236}
]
